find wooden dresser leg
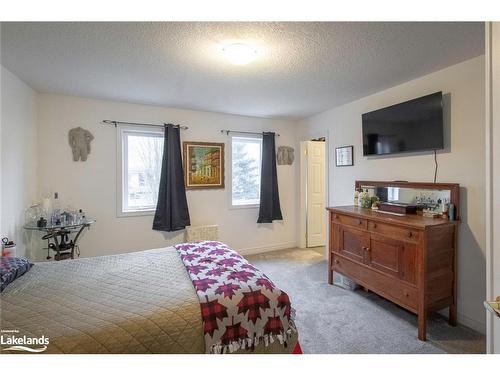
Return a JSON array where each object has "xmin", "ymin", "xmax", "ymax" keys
[
  {"xmin": 448, "ymin": 304, "xmax": 457, "ymax": 326},
  {"xmin": 417, "ymin": 312, "xmax": 427, "ymax": 341},
  {"xmin": 327, "ymin": 252, "xmax": 333, "ymax": 285}
]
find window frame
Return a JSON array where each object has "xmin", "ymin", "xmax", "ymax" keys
[
  {"xmin": 116, "ymin": 125, "xmax": 164, "ymax": 217},
  {"xmin": 228, "ymin": 134, "xmax": 263, "ymax": 210}
]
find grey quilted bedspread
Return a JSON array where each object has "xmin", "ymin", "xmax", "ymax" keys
[
  {"xmin": 0, "ymin": 247, "xmax": 205, "ymax": 353},
  {"xmin": 0, "ymin": 247, "xmax": 297, "ymax": 354}
]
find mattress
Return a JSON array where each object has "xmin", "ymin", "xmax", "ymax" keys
[{"xmin": 0, "ymin": 247, "xmax": 297, "ymax": 354}]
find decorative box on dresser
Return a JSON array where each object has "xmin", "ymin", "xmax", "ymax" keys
[{"xmin": 327, "ymin": 181, "xmax": 460, "ymax": 341}]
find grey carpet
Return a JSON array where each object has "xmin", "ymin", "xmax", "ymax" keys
[{"xmin": 247, "ymin": 247, "xmax": 485, "ymax": 354}]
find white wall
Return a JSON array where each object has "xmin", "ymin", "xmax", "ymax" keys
[
  {"xmin": 0, "ymin": 66, "xmax": 39, "ymax": 258},
  {"xmin": 37, "ymin": 94, "xmax": 299, "ymax": 259},
  {"xmin": 300, "ymin": 56, "xmax": 486, "ymax": 333}
]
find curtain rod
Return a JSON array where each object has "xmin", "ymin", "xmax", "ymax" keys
[
  {"xmin": 101, "ymin": 119, "xmax": 188, "ymax": 130},
  {"xmin": 220, "ymin": 129, "xmax": 280, "ymax": 137}
]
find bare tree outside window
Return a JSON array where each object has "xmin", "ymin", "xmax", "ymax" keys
[{"xmin": 125, "ymin": 132, "xmax": 164, "ymax": 210}]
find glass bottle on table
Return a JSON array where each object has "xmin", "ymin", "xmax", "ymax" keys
[{"xmin": 52, "ymin": 192, "xmax": 61, "ymax": 226}]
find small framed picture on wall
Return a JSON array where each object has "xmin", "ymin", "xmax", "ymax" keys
[{"xmin": 335, "ymin": 145, "xmax": 354, "ymax": 167}]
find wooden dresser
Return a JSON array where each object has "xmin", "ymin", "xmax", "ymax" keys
[{"xmin": 327, "ymin": 201, "xmax": 459, "ymax": 341}]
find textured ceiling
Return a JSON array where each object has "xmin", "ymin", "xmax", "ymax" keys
[{"xmin": 0, "ymin": 22, "xmax": 484, "ymax": 119}]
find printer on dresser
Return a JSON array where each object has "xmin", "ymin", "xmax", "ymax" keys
[{"xmin": 327, "ymin": 180, "xmax": 460, "ymax": 341}]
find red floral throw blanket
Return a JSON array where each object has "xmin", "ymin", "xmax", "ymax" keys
[{"xmin": 175, "ymin": 241, "xmax": 296, "ymax": 354}]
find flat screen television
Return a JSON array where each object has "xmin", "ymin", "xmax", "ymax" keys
[{"xmin": 362, "ymin": 91, "xmax": 444, "ymax": 156}]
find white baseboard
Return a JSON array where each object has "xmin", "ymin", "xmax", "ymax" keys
[
  {"xmin": 457, "ymin": 313, "xmax": 486, "ymax": 334},
  {"xmin": 438, "ymin": 310, "xmax": 486, "ymax": 334},
  {"xmin": 237, "ymin": 241, "xmax": 297, "ymax": 256}
]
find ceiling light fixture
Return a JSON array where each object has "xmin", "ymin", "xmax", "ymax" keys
[{"xmin": 222, "ymin": 43, "xmax": 258, "ymax": 65}]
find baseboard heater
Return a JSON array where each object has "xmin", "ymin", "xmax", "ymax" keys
[{"xmin": 186, "ymin": 225, "xmax": 219, "ymax": 242}]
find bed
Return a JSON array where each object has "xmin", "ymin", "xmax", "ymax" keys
[{"xmin": 0, "ymin": 242, "xmax": 298, "ymax": 354}]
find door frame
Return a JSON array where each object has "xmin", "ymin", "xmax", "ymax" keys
[
  {"xmin": 299, "ymin": 129, "xmax": 330, "ymax": 255},
  {"xmin": 485, "ymin": 21, "xmax": 499, "ymax": 354}
]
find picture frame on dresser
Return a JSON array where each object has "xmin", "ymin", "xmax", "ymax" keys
[{"xmin": 335, "ymin": 145, "xmax": 354, "ymax": 167}]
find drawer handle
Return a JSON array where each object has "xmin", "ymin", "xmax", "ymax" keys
[
  {"xmin": 404, "ymin": 292, "xmax": 410, "ymax": 297},
  {"xmin": 334, "ymin": 259, "xmax": 340, "ymax": 264},
  {"xmin": 358, "ymin": 219, "xmax": 363, "ymax": 225},
  {"xmin": 362, "ymin": 247, "xmax": 371, "ymax": 252},
  {"xmin": 372, "ymin": 223, "xmax": 377, "ymax": 228},
  {"xmin": 407, "ymin": 231, "xmax": 413, "ymax": 238},
  {"xmin": 334, "ymin": 215, "xmax": 339, "ymax": 219}
]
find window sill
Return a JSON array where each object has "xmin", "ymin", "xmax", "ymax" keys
[
  {"xmin": 229, "ymin": 203, "xmax": 260, "ymax": 210},
  {"xmin": 117, "ymin": 209, "xmax": 156, "ymax": 218}
]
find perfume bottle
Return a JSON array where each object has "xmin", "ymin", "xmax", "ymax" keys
[{"xmin": 448, "ymin": 203, "xmax": 455, "ymax": 221}]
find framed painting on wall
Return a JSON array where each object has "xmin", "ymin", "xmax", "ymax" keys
[
  {"xmin": 183, "ymin": 142, "xmax": 225, "ymax": 190},
  {"xmin": 335, "ymin": 145, "xmax": 354, "ymax": 167}
]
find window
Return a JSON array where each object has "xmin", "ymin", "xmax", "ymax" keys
[
  {"xmin": 118, "ymin": 127, "xmax": 163, "ymax": 215},
  {"xmin": 231, "ymin": 136, "xmax": 262, "ymax": 207}
]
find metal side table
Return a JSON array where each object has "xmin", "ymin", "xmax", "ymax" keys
[{"xmin": 24, "ymin": 219, "xmax": 95, "ymax": 260}]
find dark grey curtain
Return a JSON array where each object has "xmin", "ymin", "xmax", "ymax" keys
[
  {"xmin": 257, "ymin": 132, "xmax": 283, "ymax": 223},
  {"xmin": 152, "ymin": 124, "xmax": 190, "ymax": 232}
]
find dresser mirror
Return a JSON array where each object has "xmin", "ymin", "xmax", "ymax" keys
[
  {"xmin": 360, "ymin": 185, "xmax": 451, "ymax": 211},
  {"xmin": 355, "ymin": 180, "xmax": 460, "ymax": 219}
]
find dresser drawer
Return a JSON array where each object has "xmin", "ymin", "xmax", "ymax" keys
[
  {"xmin": 332, "ymin": 254, "xmax": 418, "ymax": 311},
  {"xmin": 368, "ymin": 220, "xmax": 421, "ymax": 243},
  {"xmin": 332, "ymin": 213, "xmax": 367, "ymax": 230}
]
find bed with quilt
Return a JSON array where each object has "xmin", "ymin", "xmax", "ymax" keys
[{"xmin": 0, "ymin": 241, "xmax": 298, "ymax": 354}]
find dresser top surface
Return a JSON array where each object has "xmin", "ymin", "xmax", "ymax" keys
[{"xmin": 327, "ymin": 205, "xmax": 457, "ymax": 229}]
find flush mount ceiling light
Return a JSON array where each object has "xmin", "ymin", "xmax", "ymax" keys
[{"xmin": 222, "ymin": 43, "xmax": 258, "ymax": 65}]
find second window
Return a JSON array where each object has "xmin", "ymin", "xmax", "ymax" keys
[{"xmin": 231, "ymin": 136, "xmax": 262, "ymax": 207}]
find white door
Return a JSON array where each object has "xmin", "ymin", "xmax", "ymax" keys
[{"xmin": 306, "ymin": 141, "xmax": 326, "ymax": 247}]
